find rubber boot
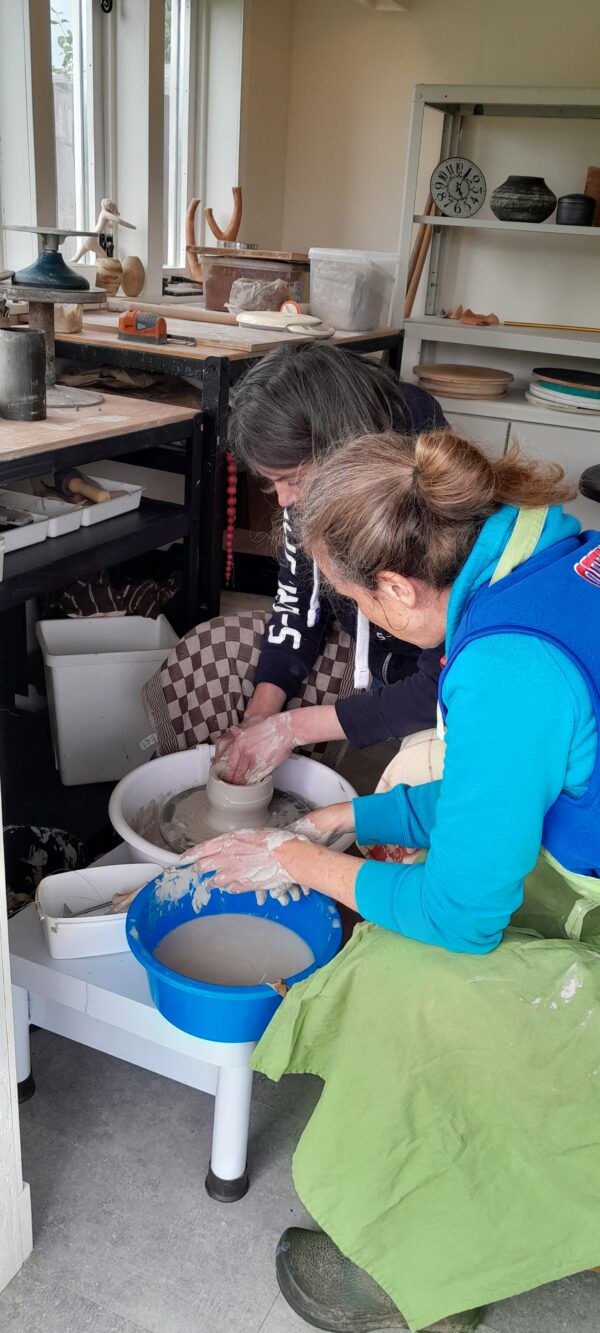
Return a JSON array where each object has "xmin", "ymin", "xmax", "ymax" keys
[{"xmin": 276, "ymin": 1228, "xmax": 485, "ymax": 1333}]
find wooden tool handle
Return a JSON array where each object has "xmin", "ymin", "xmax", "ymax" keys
[
  {"xmin": 407, "ymin": 193, "xmax": 433, "ymax": 291},
  {"xmin": 404, "ymin": 221, "xmax": 433, "ymax": 320},
  {"xmin": 68, "ymin": 477, "xmax": 111, "ymax": 503}
]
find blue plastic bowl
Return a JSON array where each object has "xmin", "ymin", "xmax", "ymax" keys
[{"xmin": 126, "ymin": 873, "xmax": 342, "ymax": 1043}]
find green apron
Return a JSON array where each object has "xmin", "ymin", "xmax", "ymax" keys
[{"xmin": 252, "ymin": 510, "xmax": 600, "ymax": 1331}]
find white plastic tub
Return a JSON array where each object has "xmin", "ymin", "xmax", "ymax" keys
[
  {"xmin": 1, "ymin": 485, "xmax": 82, "ymax": 537},
  {"xmin": 109, "ymin": 746, "xmax": 358, "ymax": 866},
  {"xmin": 36, "ymin": 615, "xmax": 179, "ymax": 786},
  {"xmin": 309, "ymin": 247, "xmax": 398, "ymax": 331},
  {"xmin": 36, "ymin": 863, "xmax": 162, "ymax": 958},
  {"xmin": 79, "ymin": 475, "xmax": 143, "ymax": 526},
  {"xmin": 0, "ymin": 500, "xmax": 48, "ymax": 551}
]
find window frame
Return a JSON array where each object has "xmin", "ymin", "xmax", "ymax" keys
[{"xmin": 51, "ymin": 0, "xmax": 105, "ymax": 251}]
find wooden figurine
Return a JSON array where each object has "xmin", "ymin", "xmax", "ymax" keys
[
  {"xmin": 72, "ymin": 200, "xmax": 136, "ymax": 262},
  {"xmin": 121, "ymin": 256, "xmax": 146, "ymax": 298}
]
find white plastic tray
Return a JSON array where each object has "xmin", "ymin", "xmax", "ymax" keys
[
  {"xmin": 79, "ymin": 475, "xmax": 143, "ymax": 527},
  {"xmin": 0, "ymin": 494, "xmax": 49, "ymax": 551},
  {"xmin": 1, "ymin": 485, "xmax": 82, "ymax": 537},
  {"xmin": 36, "ymin": 862, "xmax": 162, "ymax": 958}
]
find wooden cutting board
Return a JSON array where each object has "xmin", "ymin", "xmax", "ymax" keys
[
  {"xmin": 414, "ymin": 362, "xmax": 513, "ymax": 386},
  {"xmin": 418, "ymin": 382, "xmax": 508, "ymax": 400}
]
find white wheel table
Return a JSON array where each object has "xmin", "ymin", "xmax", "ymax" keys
[{"xmin": 9, "ymin": 902, "xmax": 255, "ymax": 1202}]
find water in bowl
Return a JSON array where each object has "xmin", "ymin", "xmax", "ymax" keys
[{"xmin": 153, "ymin": 913, "xmax": 315, "ymax": 987}]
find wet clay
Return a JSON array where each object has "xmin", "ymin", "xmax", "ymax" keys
[
  {"xmin": 153, "ymin": 913, "xmax": 315, "ymax": 986},
  {"xmin": 158, "ymin": 782, "xmax": 315, "ymax": 855}
]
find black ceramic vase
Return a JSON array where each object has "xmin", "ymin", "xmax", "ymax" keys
[{"xmin": 490, "ymin": 176, "xmax": 557, "ymax": 223}]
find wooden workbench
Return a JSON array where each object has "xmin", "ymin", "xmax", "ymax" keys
[
  {"xmin": 0, "ymin": 392, "xmax": 197, "ymax": 464},
  {"xmin": 0, "ymin": 394, "xmax": 207, "ymax": 711},
  {"xmin": 58, "ymin": 309, "xmax": 402, "ymax": 363}
]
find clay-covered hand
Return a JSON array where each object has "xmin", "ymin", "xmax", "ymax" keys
[
  {"xmin": 214, "ymin": 712, "xmax": 296, "ymax": 785},
  {"xmin": 181, "ymin": 827, "xmax": 309, "ymax": 906},
  {"xmin": 286, "ymin": 801, "xmax": 355, "ymax": 848}
]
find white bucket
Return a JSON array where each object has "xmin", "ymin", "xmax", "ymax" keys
[
  {"xmin": 109, "ymin": 746, "xmax": 358, "ymax": 865},
  {"xmin": 37, "ymin": 615, "xmax": 179, "ymax": 786}
]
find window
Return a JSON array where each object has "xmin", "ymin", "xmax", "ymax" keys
[
  {"xmin": 51, "ymin": 0, "xmax": 101, "ymax": 259},
  {"xmin": 164, "ymin": 0, "xmax": 195, "ymax": 268}
]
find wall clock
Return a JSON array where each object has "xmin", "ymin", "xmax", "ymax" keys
[{"xmin": 430, "ymin": 157, "xmax": 486, "ymax": 218}]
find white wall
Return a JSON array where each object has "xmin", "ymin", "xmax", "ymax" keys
[
  {"xmin": 239, "ymin": 0, "xmax": 294, "ymax": 249},
  {"xmin": 238, "ymin": 0, "xmax": 600, "ymax": 254}
]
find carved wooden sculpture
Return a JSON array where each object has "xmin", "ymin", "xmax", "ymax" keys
[
  {"xmin": 204, "ymin": 187, "xmax": 243, "ymax": 243},
  {"xmin": 185, "ymin": 199, "xmax": 203, "ymax": 281}
]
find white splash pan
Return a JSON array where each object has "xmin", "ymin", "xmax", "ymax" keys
[
  {"xmin": 36, "ymin": 863, "xmax": 162, "ymax": 958},
  {"xmin": 109, "ymin": 746, "xmax": 357, "ymax": 866}
]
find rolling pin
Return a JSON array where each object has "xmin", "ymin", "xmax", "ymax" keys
[{"xmin": 53, "ymin": 469, "xmax": 111, "ymax": 503}]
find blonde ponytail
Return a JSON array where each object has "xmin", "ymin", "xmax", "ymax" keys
[{"xmin": 299, "ymin": 430, "xmax": 576, "ymax": 591}]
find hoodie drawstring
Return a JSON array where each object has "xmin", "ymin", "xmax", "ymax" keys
[
  {"xmin": 354, "ymin": 610, "xmax": 371, "ymax": 689},
  {"xmin": 307, "ymin": 561, "xmax": 370, "ymax": 690},
  {"xmin": 307, "ymin": 559, "xmax": 321, "ymax": 628}
]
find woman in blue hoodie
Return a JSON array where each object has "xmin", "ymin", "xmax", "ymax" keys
[{"xmin": 193, "ymin": 429, "xmax": 600, "ymax": 1332}]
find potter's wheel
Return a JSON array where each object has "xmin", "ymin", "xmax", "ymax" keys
[{"xmin": 159, "ymin": 784, "xmax": 314, "ymax": 855}]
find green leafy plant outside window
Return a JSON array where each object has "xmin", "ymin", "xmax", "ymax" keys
[{"xmin": 51, "ymin": 7, "xmax": 74, "ymax": 75}]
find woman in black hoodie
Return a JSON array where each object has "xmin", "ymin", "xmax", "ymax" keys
[{"xmin": 144, "ymin": 342, "xmax": 446, "ymax": 774}]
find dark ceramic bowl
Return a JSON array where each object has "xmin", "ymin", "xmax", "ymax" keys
[{"xmin": 556, "ymin": 194, "xmax": 595, "ymax": 226}]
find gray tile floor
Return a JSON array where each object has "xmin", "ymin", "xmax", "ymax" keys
[{"xmin": 2, "ymin": 1026, "xmax": 599, "ymax": 1332}]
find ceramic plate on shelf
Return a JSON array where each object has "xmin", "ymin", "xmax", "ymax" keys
[
  {"xmin": 525, "ymin": 391, "xmax": 600, "ymax": 416},
  {"xmin": 529, "ymin": 381, "xmax": 600, "ymax": 406}
]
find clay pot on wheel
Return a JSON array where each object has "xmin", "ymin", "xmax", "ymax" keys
[
  {"xmin": 205, "ymin": 767, "xmax": 274, "ymax": 835},
  {"xmin": 490, "ymin": 176, "xmax": 556, "ymax": 223}
]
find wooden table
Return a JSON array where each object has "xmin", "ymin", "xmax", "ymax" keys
[
  {"xmin": 0, "ymin": 393, "xmax": 205, "ymax": 700},
  {"xmin": 56, "ymin": 312, "xmax": 404, "ymax": 614}
]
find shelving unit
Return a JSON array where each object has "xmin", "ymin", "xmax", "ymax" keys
[
  {"xmin": 404, "ymin": 315, "xmax": 600, "ymax": 361},
  {"xmin": 397, "ymin": 85, "xmax": 600, "ymax": 524},
  {"xmin": 0, "ymin": 499, "xmax": 189, "ymax": 612},
  {"xmin": 412, "ymin": 214, "xmax": 600, "ymax": 238},
  {"xmin": 429, "ymin": 391, "xmax": 600, "ymax": 435}
]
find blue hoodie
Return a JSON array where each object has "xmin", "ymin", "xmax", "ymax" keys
[{"xmin": 353, "ymin": 505, "xmax": 598, "ymax": 954}]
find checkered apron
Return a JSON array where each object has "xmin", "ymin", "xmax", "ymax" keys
[{"xmin": 143, "ymin": 612, "xmax": 357, "ymax": 767}]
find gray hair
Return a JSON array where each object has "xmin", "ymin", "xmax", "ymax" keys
[{"xmin": 229, "ymin": 342, "xmax": 410, "ymax": 473}]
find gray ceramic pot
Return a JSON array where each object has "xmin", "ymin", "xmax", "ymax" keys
[
  {"xmin": 490, "ymin": 176, "xmax": 556, "ymax": 223},
  {"xmin": 556, "ymin": 193, "xmax": 595, "ymax": 226}
]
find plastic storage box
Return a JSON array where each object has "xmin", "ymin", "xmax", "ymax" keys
[
  {"xmin": 0, "ymin": 500, "xmax": 48, "ymax": 551},
  {"xmin": 78, "ymin": 475, "xmax": 143, "ymax": 526},
  {"xmin": 36, "ymin": 862, "xmax": 162, "ymax": 958},
  {"xmin": 36, "ymin": 615, "xmax": 179, "ymax": 786},
  {"xmin": 1, "ymin": 485, "xmax": 83, "ymax": 537},
  {"xmin": 309, "ymin": 248, "xmax": 398, "ymax": 331},
  {"xmin": 201, "ymin": 252, "xmax": 307, "ymax": 312}
]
